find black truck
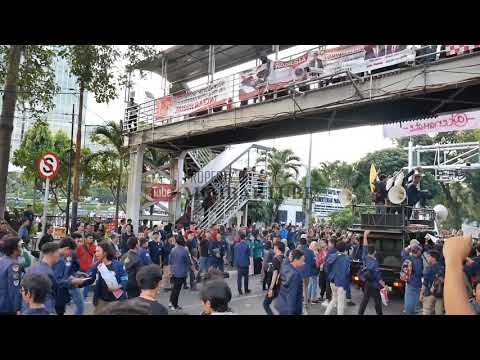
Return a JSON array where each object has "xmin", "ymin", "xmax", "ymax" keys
[{"xmin": 348, "ymin": 205, "xmax": 436, "ymax": 296}]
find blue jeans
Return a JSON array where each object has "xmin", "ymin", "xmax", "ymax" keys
[
  {"xmin": 346, "ymin": 278, "xmax": 352, "ymax": 300},
  {"xmin": 69, "ymin": 287, "xmax": 85, "ymax": 315},
  {"xmin": 82, "ymin": 284, "xmax": 91, "ymax": 299},
  {"xmin": 308, "ymin": 275, "xmax": 319, "ymax": 301},
  {"xmin": 199, "ymin": 257, "xmax": 209, "ymax": 273},
  {"xmin": 209, "ymin": 257, "xmax": 222, "ymax": 271},
  {"xmin": 263, "ymin": 296, "xmax": 274, "ymax": 315},
  {"xmin": 404, "ymin": 283, "xmax": 421, "ymax": 315}
]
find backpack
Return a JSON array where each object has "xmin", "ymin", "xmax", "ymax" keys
[
  {"xmin": 432, "ymin": 274, "xmax": 444, "ymax": 298},
  {"xmin": 400, "ymin": 259, "xmax": 413, "ymax": 282}
]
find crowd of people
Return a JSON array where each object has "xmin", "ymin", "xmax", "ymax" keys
[{"xmin": 0, "ymin": 214, "xmax": 479, "ymax": 315}]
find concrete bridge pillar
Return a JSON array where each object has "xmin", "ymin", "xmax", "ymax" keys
[{"xmin": 126, "ymin": 144, "xmax": 145, "ymax": 235}]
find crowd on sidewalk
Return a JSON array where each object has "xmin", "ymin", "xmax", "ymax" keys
[{"xmin": 1, "ymin": 216, "xmax": 479, "ymax": 315}]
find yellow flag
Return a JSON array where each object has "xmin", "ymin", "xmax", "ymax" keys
[{"xmin": 369, "ymin": 164, "xmax": 377, "ymax": 192}]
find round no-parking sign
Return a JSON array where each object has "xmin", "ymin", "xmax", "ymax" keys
[{"xmin": 38, "ymin": 152, "xmax": 61, "ymax": 180}]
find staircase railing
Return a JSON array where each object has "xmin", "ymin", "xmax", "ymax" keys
[
  {"xmin": 187, "ymin": 148, "xmax": 216, "ymax": 169},
  {"xmin": 198, "ymin": 174, "xmax": 269, "ymax": 228}
]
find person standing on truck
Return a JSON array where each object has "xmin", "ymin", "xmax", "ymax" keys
[
  {"xmin": 358, "ymin": 230, "xmax": 385, "ymax": 315},
  {"xmin": 401, "ymin": 242, "xmax": 424, "ymax": 315}
]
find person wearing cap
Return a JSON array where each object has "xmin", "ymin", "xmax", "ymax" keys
[
  {"xmin": 401, "ymin": 242, "xmax": 424, "ymax": 314},
  {"xmin": 420, "ymin": 250, "xmax": 445, "ymax": 315},
  {"xmin": 0, "ymin": 236, "xmax": 23, "ymax": 314}
]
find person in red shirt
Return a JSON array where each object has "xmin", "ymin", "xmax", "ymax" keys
[{"xmin": 77, "ymin": 233, "xmax": 96, "ymax": 299}]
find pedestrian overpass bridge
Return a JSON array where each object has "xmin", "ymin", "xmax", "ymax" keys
[
  {"xmin": 126, "ymin": 51, "xmax": 480, "ymax": 151},
  {"xmin": 124, "ymin": 46, "xmax": 480, "ymax": 231}
]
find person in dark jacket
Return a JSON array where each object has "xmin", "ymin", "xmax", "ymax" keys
[
  {"xmin": 24, "ymin": 242, "xmax": 61, "ymax": 314},
  {"xmin": 20, "ymin": 272, "xmax": 52, "ymax": 315},
  {"xmin": 324, "ymin": 241, "xmax": 351, "ymax": 315},
  {"xmin": 233, "ymin": 232, "xmax": 251, "ymax": 295},
  {"xmin": 148, "ymin": 232, "xmax": 163, "ymax": 266},
  {"xmin": 274, "ymin": 249, "xmax": 305, "ymax": 315},
  {"xmin": 208, "ymin": 234, "xmax": 223, "ymax": 271},
  {"xmin": 121, "ymin": 237, "xmax": 144, "ymax": 299},
  {"xmin": 52, "ymin": 237, "xmax": 87, "ymax": 315},
  {"xmin": 0, "ymin": 236, "xmax": 23, "ymax": 314},
  {"xmin": 168, "ymin": 236, "xmax": 192, "ymax": 310},
  {"xmin": 120, "ymin": 224, "xmax": 135, "ymax": 255},
  {"xmin": 262, "ymin": 240, "xmax": 275, "ymax": 291},
  {"xmin": 298, "ymin": 235, "xmax": 315, "ymax": 306},
  {"xmin": 138, "ymin": 238, "xmax": 153, "ymax": 266},
  {"xmin": 420, "ymin": 250, "xmax": 445, "ymax": 315},
  {"xmin": 38, "ymin": 224, "xmax": 54, "ymax": 253},
  {"xmin": 263, "ymin": 241, "xmax": 285, "ymax": 315},
  {"xmin": 401, "ymin": 242, "xmax": 424, "ymax": 315},
  {"xmin": 358, "ymin": 231, "xmax": 385, "ymax": 315},
  {"xmin": 83, "ymin": 241, "xmax": 128, "ymax": 315}
]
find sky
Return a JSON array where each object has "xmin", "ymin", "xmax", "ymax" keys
[{"xmin": 85, "ymin": 45, "xmax": 395, "ymax": 175}]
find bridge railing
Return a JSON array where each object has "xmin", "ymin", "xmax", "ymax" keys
[{"xmin": 122, "ymin": 45, "xmax": 471, "ymax": 135}]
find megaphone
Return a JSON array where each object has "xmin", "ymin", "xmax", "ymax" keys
[
  {"xmin": 433, "ymin": 204, "xmax": 449, "ymax": 223},
  {"xmin": 339, "ymin": 189, "xmax": 356, "ymax": 206},
  {"xmin": 394, "ymin": 172, "xmax": 404, "ymax": 188},
  {"xmin": 388, "ymin": 185, "xmax": 407, "ymax": 204}
]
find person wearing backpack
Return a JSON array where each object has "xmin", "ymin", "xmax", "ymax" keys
[
  {"xmin": 263, "ymin": 241, "xmax": 285, "ymax": 315},
  {"xmin": 420, "ymin": 250, "xmax": 445, "ymax": 315},
  {"xmin": 324, "ymin": 241, "xmax": 351, "ymax": 315},
  {"xmin": 401, "ymin": 242, "xmax": 424, "ymax": 315},
  {"xmin": 358, "ymin": 230, "xmax": 385, "ymax": 315}
]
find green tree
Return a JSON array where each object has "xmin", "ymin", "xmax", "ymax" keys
[
  {"xmin": 257, "ymin": 148, "xmax": 301, "ymax": 223},
  {"xmin": 91, "ymin": 120, "xmax": 127, "ymax": 225},
  {"xmin": 12, "ymin": 119, "xmax": 95, "ymax": 214},
  {"xmin": 12, "ymin": 119, "xmax": 53, "ymax": 207},
  {"xmin": 328, "ymin": 207, "xmax": 360, "ymax": 229},
  {"xmin": 59, "ymin": 45, "xmax": 122, "ymax": 231},
  {"xmin": 0, "ymin": 45, "xmax": 59, "ymax": 219}
]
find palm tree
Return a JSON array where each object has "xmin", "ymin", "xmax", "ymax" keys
[
  {"xmin": 91, "ymin": 120, "xmax": 127, "ymax": 227},
  {"xmin": 257, "ymin": 148, "xmax": 301, "ymax": 222}
]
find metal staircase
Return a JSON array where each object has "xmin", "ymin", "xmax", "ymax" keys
[{"xmin": 192, "ymin": 171, "xmax": 269, "ymax": 228}]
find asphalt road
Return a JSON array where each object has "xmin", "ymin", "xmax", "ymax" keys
[{"xmin": 67, "ymin": 268, "xmax": 405, "ymax": 315}]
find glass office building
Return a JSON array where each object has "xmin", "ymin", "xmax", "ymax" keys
[{"xmin": 8, "ymin": 55, "xmax": 103, "ymax": 156}]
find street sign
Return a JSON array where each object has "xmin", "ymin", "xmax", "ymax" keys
[
  {"xmin": 38, "ymin": 152, "xmax": 60, "ymax": 237},
  {"xmin": 38, "ymin": 152, "xmax": 61, "ymax": 180}
]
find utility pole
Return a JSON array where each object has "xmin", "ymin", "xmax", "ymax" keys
[
  {"xmin": 71, "ymin": 82, "xmax": 84, "ymax": 233},
  {"xmin": 65, "ymin": 104, "xmax": 75, "ymax": 234},
  {"xmin": 305, "ymin": 133, "xmax": 313, "ymax": 228}
]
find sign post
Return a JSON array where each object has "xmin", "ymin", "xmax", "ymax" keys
[{"xmin": 38, "ymin": 152, "xmax": 61, "ymax": 238}]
